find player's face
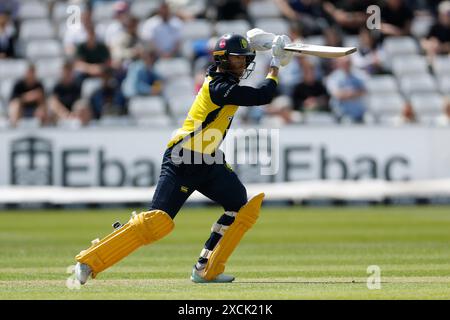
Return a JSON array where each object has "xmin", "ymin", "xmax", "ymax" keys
[{"xmin": 228, "ymin": 55, "xmax": 247, "ymax": 78}]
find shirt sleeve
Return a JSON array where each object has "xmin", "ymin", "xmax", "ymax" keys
[{"xmin": 210, "ymin": 76, "xmax": 278, "ymax": 107}]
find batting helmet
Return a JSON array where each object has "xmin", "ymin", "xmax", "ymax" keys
[{"xmin": 213, "ymin": 34, "xmax": 256, "ymax": 79}]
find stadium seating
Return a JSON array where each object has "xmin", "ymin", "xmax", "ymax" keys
[
  {"xmin": 215, "ymin": 20, "xmax": 251, "ymax": 37},
  {"xmin": 26, "ymin": 40, "xmax": 63, "ymax": 61},
  {"xmin": 128, "ymin": 96, "xmax": 167, "ymax": 118},
  {"xmin": 19, "ymin": 19, "xmax": 55, "ymax": 40},
  {"xmin": 248, "ymin": 0, "xmax": 282, "ymax": 19},
  {"xmin": 167, "ymin": 94, "xmax": 196, "ymax": 117},
  {"xmin": 130, "ymin": 0, "xmax": 160, "ymax": 20},
  {"xmin": 3, "ymin": 0, "xmax": 447, "ymax": 129},
  {"xmin": 368, "ymin": 93, "xmax": 405, "ymax": 119},
  {"xmin": 399, "ymin": 73, "xmax": 438, "ymax": 96},
  {"xmin": 35, "ymin": 58, "xmax": 64, "ymax": 79},
  {"xmin": 163, "ymin": 76, "xmax": 195, "ymax": 100},
  {"xmin": 391, "ymin": 55, "xmax": 429, "ymax": 76},
  {"xmin": 0, "ymin": 59, "xmax": 29, "ymax": 81},
  {"xmin": 432, "ymin": 56, "xmax": 450, "ymax": 77},
  {"xmin": 438, "ymin": 75, "xmax": 450, "ymax": 95},
  {"xmin": 383, "ymin": 36, "xmax": 419, "ymax": 57},
  {"xmin": 154, "ymin": 58, "xmax": 191, "ymax": 79},
  {"xmin": 410, "ymin": 93, "xmax": 445, "ymax": 117},
  {"xmin": 0, "ymin": 80, "xmax": 15, "ymax": 102},
  {"xmin": 136, "ymin": 114, "xmax": 173, "ymax": 127},
  {"xmin": 255, "ymin": 18, "xmax": 289, "ymax": 36},
  {"xmin": 303, "ymin": 112, "xmax": 336, "ymax": 125},
  {"xmin": 18, "ymin": 1, "xmax": 49, "ymax": 20},
  {"xmin": 0, "ymin": 99, "xmax": 6, "ymax": 117},
  {"xmin": 92, "ymin": 2, "xmax": 116, "ymax": 23},
  {"xmin": 181, "ymin": 19, "xmax": 213, "ymax": 40},
  {"xmin": 52, "ymin": 1, "xmax": 69, "ymax": 22},
  {"xmin": 365, "ymin": 75, "xmax": 399, "ymax": 94}
]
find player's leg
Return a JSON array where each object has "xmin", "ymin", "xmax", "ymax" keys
[
  {"xmin": 192, "ymin": 162, "xmax": 264, "ymax": 282},
  {"xmin": 74, "ymin": 149, "xmax": 194, "ymax": 284}
]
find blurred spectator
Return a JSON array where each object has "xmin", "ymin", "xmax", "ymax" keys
[
  {"xmin": 193, "ymin": 37, "xmax": 216, "ymax": 93},
  {"xmin": 352, "ymin": 28, "xmax": 386, "ymax": 75},
  {"xmin": 277, "ymin": 23, "xmax": 308, "ymax": 96},
  {"xmin": 90, "ymin": 67, "xmax": 127, "ymax": 119},
  {"xmin": 392, "ymin": 101, "xmax": 417, "ymax": 126},
  {"xmin": 64, "ymin": 5, "xmax": 94, "ymax": 57},
  {"xmin": 326, "ymin": 57, "xmax": 367, "ymax": 123},
  {"xmin": 89, "ymin": 0, "xmax": 118, "ymax": 8},
  {"xmin": 8, "ymin": 64, "xmax": 48, "ymax": 127},
  {"xmin": 71, "ymin": 98, "xmax": 92, "ymax": 126},
  {"xmin": 274, "ymin": 0, "xmax": 328, "ymax": 36},
  {"xmin": 380, "ymin": 0, "xmax": 414, "ymax": 37},
  {"xmin": 292, "ymin": 62, "xmax": 329, "ymax": 112},
  {"xmin": 74, "ymin": 24, "xmax": 111, "ymax": 80},
  {"xmin": 109, "ymin": 15, "xmax": 141, "ymax": 68},
  {"xmin": 320, "ymin": 27, "xmax": 344, "ymax": 77},
  {"xmin": 49, "ymin": 61, "xmax": 82, "ymax": 123},
  {"xmin": 122, "ymin": 46, "xmax": 163, "ymax": 98},
  {"xmin": 435, "ymin": 96, "xmax": 450, "ymax": 126},
  {"xmin": 421, "ymin": 1, "xmax": 450, "ymax": 62},
  {"xmin": 140, "ymin": 1, "xmax": 183, "ymax": 58},
  {"xmin": 264, "ymin": 95, "xmax": 297, "ymax": 124},
  {"xmin": 206, "ymin": 0, "xmax": 251, "ymax": 21},
  {"xmin": 322, "ymin": 0, "xmax": 369, "ymax": 35},
  {"xmin": 103, "ymin": 1, "xmax": 130, "ymax": 49},
  {"xmin": 0, "ymin": 11, "xmax": 15, "ymax": 58},
  {"xmin": 0, "ymin": 0, "xmax": 19, "ymax": 23}
]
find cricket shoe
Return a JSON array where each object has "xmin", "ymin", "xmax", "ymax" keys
[
  {"xmin": 74, "ymin": 262, "xmax": 92, "ymax": 285},
  {"xmin": 190, "ymin": 266, "xmax": 235, "ymax": 283}
]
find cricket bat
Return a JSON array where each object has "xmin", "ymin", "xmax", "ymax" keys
[
  {"xmin": 246, "ymin": 28, "xmax": 357, "ymax": 58},
  {"xmin": 283, "ymin": 43, "xmax": 357, "ymax": 58}
]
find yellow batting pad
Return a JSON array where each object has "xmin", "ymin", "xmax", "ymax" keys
[
  {"xmin": 203, "ymin": 193, "xmax": 265, "ymax": 280},
  {"xmin": 76, "ymin": 210, "xmax": 174, "ymax": 278}
]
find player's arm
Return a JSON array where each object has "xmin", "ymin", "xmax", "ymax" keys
[{"xmin": 211, "ymin": 71, "xmax": 279, "ymax": 107}]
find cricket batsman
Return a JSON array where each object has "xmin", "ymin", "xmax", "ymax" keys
[{"xmin": 73, "ymin": 31, "xmax": 293, "ymax": 284}]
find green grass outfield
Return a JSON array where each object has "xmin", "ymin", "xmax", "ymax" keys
[{"xmin": 0, "ymin": 205, "xmax": 449, "ymax": 300}]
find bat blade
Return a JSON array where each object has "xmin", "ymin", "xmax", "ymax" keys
[{"xmin": 283, "ymin": 43, "xmax": 357, "ymax": 58}]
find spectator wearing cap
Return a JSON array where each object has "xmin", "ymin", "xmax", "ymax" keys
[
  {"xmin": 8, "ymin": 64, "xmax": 48, "ymax": 127},
  {"xmin": 140, "ymin": 1, "xmax": 183, "ymax": 58},
  {"xmin": 421, "ymin": 1, "xmax": 450, "ymax": 62}
]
